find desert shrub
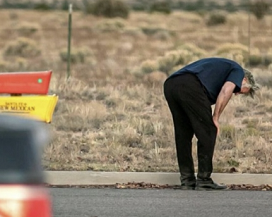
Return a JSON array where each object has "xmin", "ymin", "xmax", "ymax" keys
[
  {"xmin": 9, "ymin": 11, "xmax": 18, "ymax": 20},
  {"xmin": 246, "ymin": 48, "xmax": 263, "ymax": 65},
  {"xmin": 136, "ymin": 120, "xmax": 155, "ymax": 136},
  {"xmin": 60, "ymin": 0, "xmax": 69, "ymax": 10},
  {"xmin": 248, "ymin": 54, "xmax": 263, "ymax": 66},
  {"xmin": 206, "ymin": 11, "xmax": 227, "ymax": 26},
  {"xmin": 16, "ymin": 22, "xmax": 40, "ymax": 36},
  {"xmin": 87, "ymin": 0, "xmax": 129, "ymax": 19},
  {"xmin": 250, "ymin": 0, "xmax": 270, "ymax": 20},
  {"xmin": 232, "ymin": 53, "xmax": 244, "ymax": 65},
  {"xmin": 60, "ymin": 47, "xmax": 92, "ymax": 64},
  {"xmin": 157, "ymin": 50, "xmax": 185, "ymax": 74},
  {"xmin": 139, "ymin": 60, "xmax": 158, "ymax": 74},
  {"xmin": 178, "ymin": 43, "xmax": 207, "ymax": 57},
  {"xmin": 257, "ymin": 70, "xmax": 272, "ymax": 88},
  {"xmin": 227, "ymin": 158, "xmax": 239, "ymax": 167},
  {"xmin": 216, "ymin": 43, "xmax": 248, "ymax": 57},
  {"xmin": 149, "ymin": 1, "xmax": 172, "ymax": 14},
  {"xmin": 180, "ymin": 0, "xmax": 204, "ymax": 11},
  {"xmin": 154, "ymin": 49, "xmax": 199, "ymax": 75},
  {"xmin": 4, "ymin": 37, "xmax": 41, "ymax": 58},
  {"xmin": 33, "ymin": 2, "xmax": 51, "ymax": 10},
  {"xmin": 7, "ymin": 57, "xmax": 29, "ymax": 71},
  {"xmin": 1, "ymin": 0, "xmax": 32, "ymax": 9},
  {"xmin": 153, "ymin": 30, "xmax": 172, "ymax": 41},
  {"xmin": 242, "ymin": 118, "xmax": 259, "ymax": 128},
  {"xmin": 263, "ymin": 49, "xmax": 272, "ymax": 66},
  {"xmin": 143, "ymin": 71, "xmax": 167, "ymax": 85},
  {"xmin": 246, "ymin": 127, "xmax": 260, "ymax": 136},
  {"xmin": 263, "ymin": 56, "xmax": 272, "ymax": 66},
  {"xmin": 194, "ymin": 10, "xmax": 207, "ymax": 17},
  {"xmin": 224, "ymin": 1, "xmax": 237, "ymax": 12},
  {"xmin": 141, "ymin": 27, "xmax": 168, "ymax": 36},
  {"xmin": 131, "ymin": 2, "xmax": 146, "ymax": 11},
  {"xmin": 157, "ymin": 56, "xmax": 177, "ymax": 74},
  {"xmin": 0, "ymin": 57, "xmax": 29, "ymax": 72},
  {"xmin": 94, "ymin": 19, "xmax": 126, "ymax": 32},
  {"xmin": 220, "ymin": 125, "xmax": 236, "ymax": 140}
]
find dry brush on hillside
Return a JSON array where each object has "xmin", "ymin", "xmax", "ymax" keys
[{"xmin": 0, "ymin": 9, "xmax": 272, "ymax": 173}]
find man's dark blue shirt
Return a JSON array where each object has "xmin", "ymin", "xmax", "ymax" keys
[{"xmin": 167, "ymin": 57, "xmax": 245, "ymax": 104}]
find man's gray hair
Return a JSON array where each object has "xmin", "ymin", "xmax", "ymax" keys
[{"xmin": 243, "ymin": 69, "xmax": 259, "ymax": 98}]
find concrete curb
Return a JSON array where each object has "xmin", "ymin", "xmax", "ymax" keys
[{"xmin": 44, "ymin": 171, "xmax": 272, "ymax": 186}]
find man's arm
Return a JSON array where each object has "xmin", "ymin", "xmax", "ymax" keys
[{"xmin": 213, "ymin": 81, "xmax": 236, "ymax": 134}]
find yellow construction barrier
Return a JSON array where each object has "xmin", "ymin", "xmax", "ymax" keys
[{"xmin": 0, "ymin": 95, "xmax": 58, "ymax": 123}]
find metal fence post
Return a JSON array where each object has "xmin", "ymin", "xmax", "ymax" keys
[{"xmin": 67, "ymin": 4, "xmax": 73, "ymax": 80}]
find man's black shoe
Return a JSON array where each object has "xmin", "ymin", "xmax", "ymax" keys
[
  {"xmin": 195, "ymin": 180, "xmax": 227, "ymax": 191},
  {"xmin": 180, "ymin": 183, "xmax": 195, "ymax": 190},
  {"xmin": 180, "ymin": 175, "xmax": 196, "ymax": 190}
]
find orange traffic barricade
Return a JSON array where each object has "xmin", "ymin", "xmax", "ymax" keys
[
  {"xmin": 0, "ymin": 71, "xmax": 52, "ymax": 95},
  {"xmin": 0, "ymin": 71, "xmax": 58, "ymax": 123}
]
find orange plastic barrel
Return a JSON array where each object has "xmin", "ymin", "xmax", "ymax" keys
[{"xmin": 0, "ymin": 71, "xmax": 52, "ymax": 95}]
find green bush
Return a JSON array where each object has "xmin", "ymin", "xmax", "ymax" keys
[
  {"xmin": 4, "ymin": 37, "xmax": 41, "ymax": 58},
  {"xmin": 131, "ymin": 2, "xmax": 146, "ymax": 11},
  {"xmin": 224, "ymin": 1, "xmax": 237, "ymax": 12},
  {"xmin": 8, "ymin": 57, "xmax": 28, "ymax": 71},
  {"xmin": 95, "ymin": 19, "xmax": 126, "ymax": 32},
  {"xmin": 206, "ymin": 11, "xmax": 227, "ymax": 26},
  {"xmin": 220, "ymin": 125, "xmax": 236, "ymax": 140},
  {"xmin": 157, "ymin": 50, "xmax": 185, "ymax": 74},
  {"xmin": 248, "ymin": 54, "xmax": 262, "ymax": 66},
  {"xmin": 245, "ymin": 128, "xmax": 260, "ymax": 136},
  {"xmin": 139, "ymin": 60, "xmax": 158, "ymax": 74},
  {"xmin": 250, "ymin": 0, "xmax": 270, "ymax": 20},
  {"xmin": 181, "ymin": 0, "xmax": 204, "ymax": 11},
  {"xmin": 141, "ymin": 27, "xmax": 166, "ymax": 36},
  {"xmin": 149, "ymin": 1, "xmax": 172, "ymax": 14},
  {"xmin": 60, "ymin": 0, "xmax": 69, "ymax": 10},
  {"xmin": 227, "ymin": 158, "xmax": 239, "ymax": 167},
  {"xmin": 33, "ymin": 2, "xmax": 51, "ymax": 10},
  {"xmin": 248, "ymin": 51, "xmax": 272, "ymax": 66},
  {"xmin": 59, "ymin": 47, "xmax": 92, "ymax": 64},
  {"xmin": 0, "ymin": 57, "xmax": 30, "ymax": 72},
  {"xmin": 178, "ymin": 43, "xmax": 207, "ymax": 57},
  {"xmin": 87, "ymin": 0, "xmax": 129, "ymax": 19},
  {"xmin": 216, "ymin": 43, "xmax": 248, "ymax": 57},
  {"xmin": 1, "ymin": 0, "xmax": 32, "ymax": 9},
  {"xmin": 16, "ymin": 22, "xmax": 41, "ymax": 36},
  {"xmin": 264, "ymin": 55, "xmax": 272, "ymax": 66},
  {"xmin": 242, "ymin": 118, "xmax": 259, "ymax": 128}
]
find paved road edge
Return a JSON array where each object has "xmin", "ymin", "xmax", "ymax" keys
[{"xmin": 44, "ymin": 171, "xmax": 272, "ymax": 186}]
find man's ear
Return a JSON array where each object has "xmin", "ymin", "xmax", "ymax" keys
[{"xmin": 242, "ymin": 77, "xmax": 248, "ymax": 85}]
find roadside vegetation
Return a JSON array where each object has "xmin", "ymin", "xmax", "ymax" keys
[{"xmin": 0, "ymin": 0, "xmax": 272, "ymax": 173}]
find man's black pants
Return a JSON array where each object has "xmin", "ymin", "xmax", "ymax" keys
[{"xmin": 164, "ymin": 73, "xmax": 217, "ymax": 183}]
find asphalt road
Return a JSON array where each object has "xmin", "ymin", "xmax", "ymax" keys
[{"xmin": 50, "ymin": 188, "xmax": 272, "ymax": 217}]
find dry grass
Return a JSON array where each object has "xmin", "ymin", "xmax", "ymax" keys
[{"xmin": 1, "ymin": 9, "xmax": 272, "ymax": 173}]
